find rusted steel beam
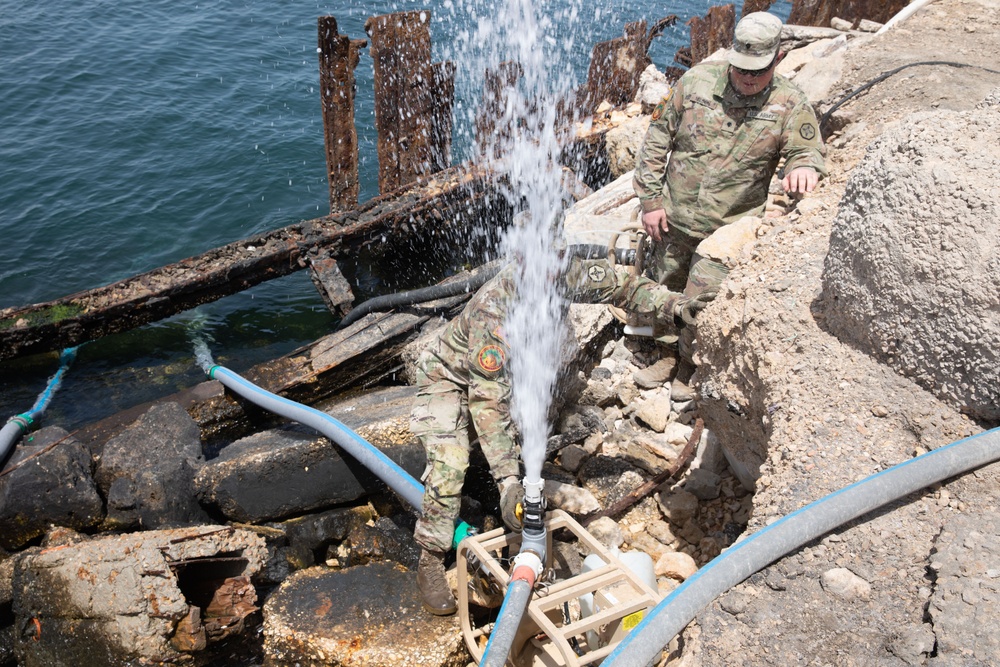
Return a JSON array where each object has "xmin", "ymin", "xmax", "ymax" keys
[
  {"xmin": 476, "ymin": 61, "xmax": 523, "ymax": 159},
  {"xmin": 364, "ymin": 11, "xmax": 435, "ymax": 194},
  {"xmin": 789, "ymin": 0, "xmax": 908, "ymax": 27},
  {"xmin": 0, "ymin": 164, "xmax": 501, "ymax": 362},
  {"xmin": 687, "ymin": 4, "xmax": 736, "ymax": 66},
  {"xmin": 741, "ymin": 0, "xmax": 774, "ymax": 17},
  {"xmin": 429, "ymin": 61, "xmax": 456, "ymax": 173},
  {"xmin": 582, "ymin": 22, "xmax": 651, "ymax": 114},
  {"xmin": 318, "ymin": 17, "xmax": 365, "ymax": 214}
]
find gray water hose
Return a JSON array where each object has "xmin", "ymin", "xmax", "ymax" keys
[
  {"xmin": 480, "ymin": 502, "xmax": 549, "ymax": 667},
  {"xmin": 604, "ymin": 425, "xmax": 1000, "ymax": 667},
  {"xmin": 480, "ymin": 579, "xmax": 533, "ymax": 667}
]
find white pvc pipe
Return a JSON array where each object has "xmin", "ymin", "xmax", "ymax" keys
[{"xmin": 877, "ymin": 0, "xmax": 938, "ymax": 35}]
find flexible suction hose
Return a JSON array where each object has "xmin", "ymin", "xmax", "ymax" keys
[
  {"xmin": 480, "ymin": 578, "xmax": 534, "ymax": 667},
  {"xmin": 338, "ymin": 245, "xmax": 636, "ymax": 330},
  {"xmin": 604, "ymin": 426, "xmax": 1000, "ymax": 667},
  {"xmin": 209, "ymin": 365, "xmax": 425, "ymax": 509},
  {"xmin": 1, "ymin": 346, "xmax": 79, "ymax": 468},
  {"xmin": 480, "ymin": 498, "xmax": 548, "ymax": 667},
  {"xmin": 208, "ymin": 365, "xmax": 479, "ymax": 548}
]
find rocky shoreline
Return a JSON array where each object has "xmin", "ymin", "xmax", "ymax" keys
[{"xmin": 2, "ymin": 1, "xmax": 1000, "ymax": 666}]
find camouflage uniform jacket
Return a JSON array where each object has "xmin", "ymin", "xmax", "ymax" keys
[
  {"xmin": 418, "ymin": 257, "xmax": 685, "ymax": 468},
  {"xmin": 633, "ymin": 61, "xmax": 827, "ymax": 239}
]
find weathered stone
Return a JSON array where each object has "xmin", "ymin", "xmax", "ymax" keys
[
  {"xmin": 195, "ymin": 425, "xmax": 424, "ymax": 523},
  {"xmin": 587, "ymin": 516, "xmax": 625, "ymax": 550},
  {"xmin": 559, "ymin": 444, "xmax": 589, "ymax": 473},
  {"xmin": 95, "ymin": 402, "xmax": 209, "ymax": 531},
  {"xmin": 13, "ymin": 526, "xmax": 266, "ymax": 667},
  {"xmin": 0, "ymin": 427, "xmax": 103, "ymax": 550},
  {"xmin": 656, "ymin": 489, "xmax": 699, "ymax": 526},
  {"xmin": 636, "ymin": 393, "xmax": 672, "ymax": 432},
  {"xmin": 683, "ymin": 468, "xmax": 722, "ymax": 501},
  {"xmin": 277, "ymin": 506, "xmax": 374, "ymax": 571},
  {"xmin": 820, "ymin": 567, "xmax": 871, "ymax": 600},
  {"xmin": 544, "ymin": 479, "xmax": 601, "ymax": 516},
  {"xmin": 341, "ymin": 517, "xmax": 420, "ymax": 570},
  {"xmin": 655, "ymin": 551, "xmax": 698, "ymax": 581},
  {"xmin": 262, "ymin": 563, "xmax": 467, "ymax": 667},
  {"xmin": 822, "ymin": 105, "xmax": 1000, "ymax": 422}
]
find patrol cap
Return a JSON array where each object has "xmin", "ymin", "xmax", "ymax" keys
[{"xmin": 729, "ymin": 12, "xmax": 782, "ymax": 70}]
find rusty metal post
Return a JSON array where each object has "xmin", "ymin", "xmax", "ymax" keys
[
  {"xmin": 318, "ymin": 17, "xmax": 364, "ymax": 214},
  {"xmin": 741, "ymin": 0, "xmax": 774, "ymax": 17},
  {"xmin": 687, "ymin": 4, "xmax": 736, "ymax": 66},
  {"xmin": 476, "ymin": 61, "xmax": 523, "ymax": 160},
  {"xmin": 582, "ymin": 21, "xmax": 651, "ymax": 114},
  {"xmin": 364, "ymin": 11, "xmax": 434, "ymax": 195},
  {"xmin": 429, "ymin": 61, "xmax": 456, "ymax": 173}
]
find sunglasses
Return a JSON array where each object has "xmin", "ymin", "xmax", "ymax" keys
[{"xmin": 732, "ymin": 64, "xmax": 773, "ymax": 77}]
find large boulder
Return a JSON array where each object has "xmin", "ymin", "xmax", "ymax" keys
[
  {"xmin": 0, "ymin": 427, "xmax": 103, "ymax": 550},
  {"xmin": 821, "ymin": 96, "xmax": 1000, "ymax": 423},
  {"xmin": 94, "ymin": 401, "xmax": 211, "ymax": 530}
]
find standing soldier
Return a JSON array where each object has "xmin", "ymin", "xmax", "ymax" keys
[
  {"xmin": 632, "ymin": 11, "xmax": 827, "ymax": 396},
  {"xmin": 412, "ymin": 254, "xmax": 713, "ymax": 615}
]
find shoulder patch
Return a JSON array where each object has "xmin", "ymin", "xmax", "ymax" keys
[
  {"xmin": 799, "ymin": 123, "xmax": 817, "ymax": 140},
  {"xmin": 477, "ymin": 345, "xmax": 506, "ymax": 374},
  {"xmin": 650, "ymin": 89, "xmax": 672, "ymax": 121},
  {"xmin": 586, "ymin": 264, "xmax": 608, "ymax": 283},
  {"xmin": 492, "ymin": 326, "xmax": 507, "ymax": 344}
]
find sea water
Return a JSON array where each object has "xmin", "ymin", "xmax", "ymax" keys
[{"xmin": 0, "ymin": 0, "xmax": 789, "ymax": 430}]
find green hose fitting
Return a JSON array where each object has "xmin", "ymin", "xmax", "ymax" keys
[{"xmin": 452, "ymin": 520, "xmax": 477, "ymax": 550}]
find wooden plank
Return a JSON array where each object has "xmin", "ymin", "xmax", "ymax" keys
[
  {"xmin": 318, "ymin": 16, "xmax": 365, "ymax": 213},
  {"xmin": 0, "ymin": 164, "xmax": 500, "ymax": 361},
  {"xmin": 307, "ymin": 249, "xmax": 355, "ymax": 317},
  {"xmin": 364, "ymin": 11, "xmax": 434, "ymax": 194},
  {"xmin": 429, "ymin": 61, "xmax": 456, "ymax": 174}
]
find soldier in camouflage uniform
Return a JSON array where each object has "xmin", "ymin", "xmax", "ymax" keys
[
  {"xmin": 632, "ymin": 11, "xmax": 827, "ymax": 395},
  {"xmin": 412, "ymin": 254, "xmax": 710, "ymax": 615}
]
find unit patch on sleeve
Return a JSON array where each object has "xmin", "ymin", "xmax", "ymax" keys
[
  {"xmin": 799, "ymin": 123, "xmax": 816, "ymax": 140},
  {"xmin": 587, "ymin": 264, "xmax": 608, "ymax": 283},
  {"xmin": 477, "ymin": 345, "xmax": 506, "ymax": 374},
  {"xmin": 651, "ymin": 89, "xmax": 672, "ymax": 121}
]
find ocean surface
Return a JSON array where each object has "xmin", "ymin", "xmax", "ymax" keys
[{"xmin": 0, "ymin": 0, "xmax": 790, "ymax": 430}]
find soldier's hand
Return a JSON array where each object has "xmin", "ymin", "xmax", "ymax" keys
[
  {"xmin": 781, "ymin": 167, "xmax": 819, "ymax": 194},
  {"xmin": 673, "ymin": 288, "xmax": 719, "ymax": 327},
  {"xmin": 498, "ymin": 476, "xmax": 524, "ymax": 533},
  {"xmin": 642, "ymin": 209, "xmax": 667, "ymax": 242}
]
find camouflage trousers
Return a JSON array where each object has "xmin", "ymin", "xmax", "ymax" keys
[
  {"xmin": 410, "ymin": 356, "xmax": 518, "ymax": 553},
  {"xmin": 648, "ymin": 226, "xmax": 729, "ymax": 361}
]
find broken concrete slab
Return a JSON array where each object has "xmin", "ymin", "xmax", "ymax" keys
[
  {"xmin": 0, "ymin": 426, "xmax": 103, "ymax": 550},
  {"xmin": 262, "ymin": 562, "xmax": 467, "ymax": 666},
  {"xmin": 12, "ymin": 525, "xmax": 266, "ymax": 666},
  {"xmin": 195, "ymin": 423, "xmax": 425, "ymax": 524}
]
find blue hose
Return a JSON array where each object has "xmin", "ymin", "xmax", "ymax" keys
[
  {"xmin": 1, "ymin": 346, "xmax": 79, "ymax": 468},
  {"xmin": 604, "ymin": 425, "xmax": 1000, "ymax": 667},
  {"xmin": 208, "ymin": 365, "xmax": 473, "ymax": 547}
]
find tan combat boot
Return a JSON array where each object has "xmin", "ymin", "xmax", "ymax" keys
[
  {"xmin": 633, "ymin": 356, "xmax": 677, "ymax": 390},
  {"xmin": 417, "ymin": 549, "xmax": 457, "ymax": 616},
  {"xmin": 670, "ymin": 359, "xmax": 697, "ymax": 402}
]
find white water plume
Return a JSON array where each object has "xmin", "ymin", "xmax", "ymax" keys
[{"xmin": 441, "ymin": 0, "xmax": 586, "ymax": 487}]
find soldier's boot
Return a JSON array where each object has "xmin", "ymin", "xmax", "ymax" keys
[
  {"xmin": 417, "ymin": 549, "xmax": 457, "ymax": 616},
  {"xmin": 634, "ymin": 356, "xmax": 678, "ymax": 390},
  {"xmin": 670, "ymin": 359, "xmax": 697, "ymax": 402}
]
